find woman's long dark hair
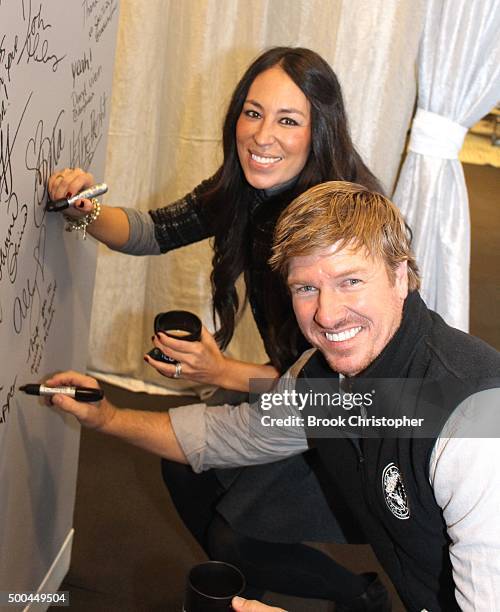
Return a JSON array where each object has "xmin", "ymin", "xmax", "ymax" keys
[{"xmin": 206, "ymin": 47, "xmax": 383, "ymax": 351}]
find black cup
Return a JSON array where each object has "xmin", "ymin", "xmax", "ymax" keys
[
  {"xmin": 148, "ymin": 310, "xmax": 202, "ymax": 364},
  {"xmin": 183, "ymin": 561, "xmax": 245, "ymax": 611}
]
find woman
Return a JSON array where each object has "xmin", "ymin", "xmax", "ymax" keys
[{"xmin": 49, "ymin": 48, "xmax": 386, "ymax": 609}]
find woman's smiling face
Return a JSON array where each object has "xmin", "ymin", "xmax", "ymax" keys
[{"xmin": 236, "ymin": 66, "xmax": 311, "ymax": 190}]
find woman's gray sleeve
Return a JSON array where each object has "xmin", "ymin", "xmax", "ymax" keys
[{"xmin": 108, "ymin": 208, "xmax": 161, "ymax": 255}]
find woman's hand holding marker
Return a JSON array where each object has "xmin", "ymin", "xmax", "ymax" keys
[{"xmin": 48, "ymin": 167, "xmax": 96, "ymax": 217}]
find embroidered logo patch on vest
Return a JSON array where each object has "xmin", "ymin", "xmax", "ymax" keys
[{"xmin": 382, "ymin": 462, "xmax": 410, "ymax": 520}]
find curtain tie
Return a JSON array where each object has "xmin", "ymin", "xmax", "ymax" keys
[{"xmin": 408, "ymin": 108, "xmax": 468, "ymax": 159}]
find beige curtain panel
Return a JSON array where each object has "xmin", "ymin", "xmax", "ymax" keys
[{"xmin": 88, "ymin": 0, "xmax": 425, "ymax": 393}]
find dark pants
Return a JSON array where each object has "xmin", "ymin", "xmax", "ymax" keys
[{"xmin": 161, "ymin": 459, "xmax": 369, "ymax": 603}]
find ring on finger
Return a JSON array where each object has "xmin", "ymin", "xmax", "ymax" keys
[
  {"xmin": 55, "ymin": 173, "xmax": 64, "ymax": 181},
  {"xmin": 173, "ymin": 362, "xmax": 182, "ymax": 379}
]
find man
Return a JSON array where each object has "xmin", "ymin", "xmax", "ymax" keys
[{"xmin": 46, "ymin": 182, "xmax": 500, "ymax": 611}]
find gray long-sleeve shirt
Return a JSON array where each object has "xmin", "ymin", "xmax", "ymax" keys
[{"xmin": 169, "ymin": 351, "xmax": 312, "ymax": 472}]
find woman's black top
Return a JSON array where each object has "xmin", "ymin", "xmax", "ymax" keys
[{"xmin": 149, "ymin": 176, "xmax": 310, "ymax": 372}]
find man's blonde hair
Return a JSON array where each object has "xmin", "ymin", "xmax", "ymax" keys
[{"xmin": 269, "ymin": 181, "xmax": 420, "ymax": 291}]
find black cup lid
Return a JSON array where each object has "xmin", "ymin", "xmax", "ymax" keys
[
  {"xmin": 188, "ymin": 561, "xmax": 245, "ymax": 598},
  {"xmin": 153, "ymin": 310, "xmax": 202, "ymax": 342}
]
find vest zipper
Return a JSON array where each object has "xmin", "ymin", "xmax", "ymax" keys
[{"xmin": 350, "ymin": 438, "xmax": 365, "ymax": 469}]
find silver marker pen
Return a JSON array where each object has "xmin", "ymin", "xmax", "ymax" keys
[{"xmin": 46, "ymin": 183, "xmax": 108, "ymax": 212}]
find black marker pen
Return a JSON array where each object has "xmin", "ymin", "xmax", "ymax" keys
[
  {"xmin": 46, "ymin": 183, "xmax": 108, "ymax": 212},
  {"xmin": 19, "ymin": 384, "xmax": 103, "ymax": 402}
]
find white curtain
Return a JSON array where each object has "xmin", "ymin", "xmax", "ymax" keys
[
  {"xmin": 393, "ymin": 0, "xmax": 500, "ymax": 332},
  {"xmin": 88, "ymin": 0, "xmax": 425, "ymax": 393}
]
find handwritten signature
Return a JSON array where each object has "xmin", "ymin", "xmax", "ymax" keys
[
  {"xmin": 0, "ymin": 375, "xmax": 17, "ymax": 426},
  {"xmin": 25, "ymin": 108, "xmax": 65, "ymax": 225},
  {"xmin": 69, "ymin": 91, "xmax": 106, "ymax": 169},
  {"xmin": 72, "ymin": 48, "xmax": 92, "ymax": 88},
  {"xmin": 82, "ymin": 0, "xmax": 99, "ymax": 25},
  {"xmin": 29, "ymin": 279, "xmax": 56, "ymax": 374},
  {"xmin": 0, "ymin": 191, "xmax": 28, "ymax": 284},
  {"xmin": 0, "ymin": 32, "xmax": 19, "ymax": 85},
  {"xmin": 0, "ymin": 92, "xmax": 31, "ymax": 200},
  {"xmin": 12, "ymin": 222, "xmax": 46, "ymax": 337},
  {"xmin": 18, "ymin": 0, "xmax": 66, "ymax": 72},
  {"xmin": 89, "ymin": 0, "xmax": 117, "ymax": 42},
  {"xmin": 72, "ymin": 85, "xmax": 95, "ymax": 123}
]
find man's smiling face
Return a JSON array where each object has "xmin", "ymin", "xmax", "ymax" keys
[{"xmin": 287, "ymin": 244, "xmax": 408, "ymax": 376}]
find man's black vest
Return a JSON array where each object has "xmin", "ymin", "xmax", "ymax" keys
[{"xmin": 298, "ymin": 292, "xmax": 500, "ymax": 611}]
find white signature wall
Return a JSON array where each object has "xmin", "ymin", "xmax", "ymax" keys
[{"xmin": 0, "ymin": 1, "xmax": 118, "ymax": 607}]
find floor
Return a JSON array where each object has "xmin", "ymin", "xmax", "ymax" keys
[{"xmin": 467, "ymin": 163, "xmax": 500, "ymax": 350}]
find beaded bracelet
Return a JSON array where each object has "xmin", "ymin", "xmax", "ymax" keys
[{"xmin": 65, "ymin": 198, "xmax": 101, "ymax": 240}]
